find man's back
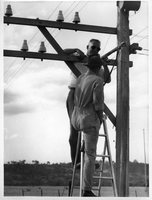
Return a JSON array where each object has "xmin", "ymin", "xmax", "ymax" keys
[
  {"xmin": 72, "ymin": 71, "xmax": 104, "ymax": 131},
  {"xmin": 74, "ymin": 73, "xmax": 103, "ymax": 109}
]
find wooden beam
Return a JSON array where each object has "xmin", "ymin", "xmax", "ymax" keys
[
  {"xmin": 104, "ymin": 104, "xmax": 116, "ymax": 126},
  {"xmin": 4, "ymin": 16, "xmax": 132, "ymax": 35},
  {"xmin": 4, "ymin": 50, "xmax": 80, "ymax": 62},
  {"xmin": 4, "ymin": 50, "xmax": 131, "ymax": 67}
]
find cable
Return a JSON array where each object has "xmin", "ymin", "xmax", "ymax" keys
[
  {"xmin": 142, "ymin": 48, "xmax": 149, "ymax": 51},
  {"xmin": 101, "ymin": 35, "xmax": 112, "ymax": 56},
  {"xmin": 4, "ymin": 1, "xmax": 63, "ymax": 78},
  {"xmin": 48, "ymin": 1, "xmax": 88, "ymax": 39},
  {"xmin": 136, "ymin": 53, "xmax": 148, "ymax": 56},
  {"xmin": 33, "ymin": 1, "xmax": 84, "ymax": 52},
  {"xmin": 130, "ymin": 26, "xmax": 148, "ymax": 41},
  {"xmin": 41, "ymin": 1, "xmax": 81, "ymax": 46},
  {"xmin": 5, "ymin": 1, "xmax": 65, "ymax": 85},
  {"xmin": 136, "ymin": 35, "xmax": 148, "ymax": 43},
  {"xmin": 5, "ymin": 2, "xmax": 83, "ymax": 89}
]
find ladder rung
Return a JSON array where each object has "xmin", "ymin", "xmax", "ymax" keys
[
  {"xmin": 99, "ymin": 134, "xmax": 106, "ymax": 137},
  {"xmin": 92, "ymin": 187, "xmax": 100, "ymax": 191},
  {"xmin": 93, "ymin": 176, "xmax": 113, "ymax": 180},
  {"xmin": 96, "ymin": 154, "xmax": 110, "ymax": 158},
  {"xmin": 95, "ymin": 169, "xmax": 103, "ymax": 173}
]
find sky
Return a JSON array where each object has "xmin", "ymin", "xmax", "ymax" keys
[{"xmin": 2, "ymin": 0, "xmax": 150, "ymax": 165}]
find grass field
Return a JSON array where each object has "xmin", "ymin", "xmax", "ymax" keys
[{"xmin": 4, "ymin": 186, "xmax": 149, "ymax": 197}]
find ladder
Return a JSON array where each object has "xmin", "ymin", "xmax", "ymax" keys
[
  {"xmin": 92, "ymin": 114, "xmax": 118, "ymax": 196},
  {"xmin": 69, "ymin": 114, "xmax": 117, "ymax": 197}
]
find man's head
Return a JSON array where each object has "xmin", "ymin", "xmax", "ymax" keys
[
  {"xmin": 85, "ymin": 54, "xmax": 102, "ymax": 72},
  {"xmin": 86, "ymin": 39, "xmax": 101, "ymax": 56}
]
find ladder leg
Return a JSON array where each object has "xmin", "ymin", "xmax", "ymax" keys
[
  {"xmin": 70, "ymin": 131, "xmax": 81, "ymax": 196},
  {"xmin": 80, "ymin": 132, "xmax": 84, "ymax": 196},
  {"xmin": 103, "ymin": 116, "xmax": 118, "ymax": 197},
  {"xmin": 97, "ymin": 134, "xmax": 107, "ymax": 196},
  {"xmin": 94, "ymin": 115, "xmax": 118, "ymax": 197}
]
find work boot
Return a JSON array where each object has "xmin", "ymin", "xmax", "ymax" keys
[
  {"xmin": 95, "ymin": 162, "xmax": 100, "ymax": 169},
  {"xmin": 82, "ymin": 190, "xmax": 96, "ymax": 197}
]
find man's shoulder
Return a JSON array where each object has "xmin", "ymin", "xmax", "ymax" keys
[{"xmin": 91, "ymin": 74, "xmax": 104, "ymax": 84}]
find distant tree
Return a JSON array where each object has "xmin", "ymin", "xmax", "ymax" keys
[
  {"xmin": 47, "ymin": 161, "xmax": 50, "ymax": 165},
  {"xmin": 32, "ymin": 160, "xmax": 39, "ymax": 165},
  {"xmin": 11, "ymin": 161, "xmax": 17, "ymax": 164},
  {"xmin": 19, "ymin": 160, "xmax": 26, "ymax": 164},
  {"xmin": 133, "ymin": 159, "xmax": 138, "ymax": 163}
]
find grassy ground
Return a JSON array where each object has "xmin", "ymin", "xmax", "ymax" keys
[{"xmin": 4, "ymin": 186, "xmax": 149, "ymax": 197}]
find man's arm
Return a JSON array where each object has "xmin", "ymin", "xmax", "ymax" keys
[
  {"xmin": 64, "ymin": 48, "xmax": 85, "ymax": 59},
  {"xmin": 64, "ymin": 48, "xmax": 78, "ymax": 55},
  {"xmin": 93, "ymin": 80, "xmax": 104, "ymax": 124},
  {"xmin": 100, "ymin": 57, "xmax": 111, "ymax": 84},
  {"xmin": 96, "ymin": 110, "xmax": 103, "ymax": 124}
]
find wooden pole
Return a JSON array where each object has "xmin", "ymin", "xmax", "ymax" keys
[{"xmin": 116, "ymin": 3, "xmax": 130, "ymax": 196}]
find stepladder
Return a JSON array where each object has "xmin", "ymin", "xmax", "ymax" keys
[
  {"xmin": 69, "ymin": 114, "xmax": 117, "ymax": 197},
  {"xmin": 91, "ymin": 114, "xmax": 118, "ymax": 197}
]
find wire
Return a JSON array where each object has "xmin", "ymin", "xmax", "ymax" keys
[
  {"xmin": 101, "ymin": 35, "xmax": 112, "ymax": 56},
  {"xmin": 130, "ymin": 26, "xmax": 148, "ymax": 41},
  {"xmin": 41, "ymin": 1, "xmax": 81, "ymax": 45},
  {"xmin": 142, "ymin": 48, "xmax": 149, "ymax": 51},
  {"xmin": 49, "ymin": 2, "xmax": 88, "ymax": 39},
  {"xmin": 136, "ymin": 35, "xmax": 148, "ymax": 43},
  {"xmin": 5, "ymin": 1, "xmax": 84, "ymax": 89},
  {"xmin": 136, "ymin": 53, "xmax": 148, "ymax": 56},
  {"xmin": 4, "ymin": 1, "xmax": 63, "ymax": 78},
  {"xmin": 5, "ymin": 1, "xmax": 66, "ymax": 86}
]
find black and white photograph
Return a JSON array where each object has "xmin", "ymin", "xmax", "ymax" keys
[{"xmin": 1, "ymin": 0, "xmax": 151, "ymax": 199}]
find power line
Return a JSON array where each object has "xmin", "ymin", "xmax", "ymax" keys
[
  {"xmin": 53, "ymin": 1, "xmax": 88, "ymax": 39},
  {"xmin": 4, "ymin": 1, "xmax": 68, "ymax": 85},
  {"xmin": 142, "ymin": 48, "xmax": 149, "ymax": 51},
  {"xmin": 136, "ymin": 35, "xmax": 148, "ymax": 43},
  {"xmin": 5, "ymin": 2, "xmax": 85, "ymax": 89},
  {"xmin": 5, "ymin": 2, "xmax": 147, "ymax": 89},
  {"xmin": 130, "ymin": 26, "xmax": 148, "ymax": 41},
  {"xmin": 136, "ymin": 52, "xmax": 148, "ymax": 56},
  {"xmin": 101, "ymin": 35, "xmax": 112, "ymax": 55},
  {"xmin": 4, "ymin": 1, "xmax": 63, "ymax": 78}
]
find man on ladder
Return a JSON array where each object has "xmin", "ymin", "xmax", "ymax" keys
[{"xmin": 71, "ymin": 54, "xmax": 104, "ymax": 197}]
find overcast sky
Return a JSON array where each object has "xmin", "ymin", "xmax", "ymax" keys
[{"xmin": 2, "ymin": 1, "xmax": 150, "ymax": 165}]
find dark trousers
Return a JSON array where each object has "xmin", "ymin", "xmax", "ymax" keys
[{"xmin": 66, "ymin": 88, "xmax": 81, "ymax": 165}]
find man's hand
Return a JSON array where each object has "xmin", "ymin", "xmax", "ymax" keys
[
  {"xmin": 101, "ymin": 57, "xmax": 109, "ymax": 66},
  {"xmin": 74, "ymin": 49, "xmax": 85, "ymax": 60},
  {"xmin": 64, "ymin": 48, "xmax": 85, "ymax": 60}
]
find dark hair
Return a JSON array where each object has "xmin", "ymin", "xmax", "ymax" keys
[
  {"xmin": 89, "ymin": 39, "xmax": 101, "ymax": 46},
  {"xmin": 86, "ymin": 54, "xmax": 102, "ymax": 71}
]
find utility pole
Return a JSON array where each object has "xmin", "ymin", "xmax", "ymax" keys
[{"xmin": 116, "ymin": 1, "xmax": 141, "ymax": 196}]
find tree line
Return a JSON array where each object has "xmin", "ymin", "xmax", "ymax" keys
[{"xmin": 4, "ymin": 160, "xmax": 149, "ymax": 187}]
